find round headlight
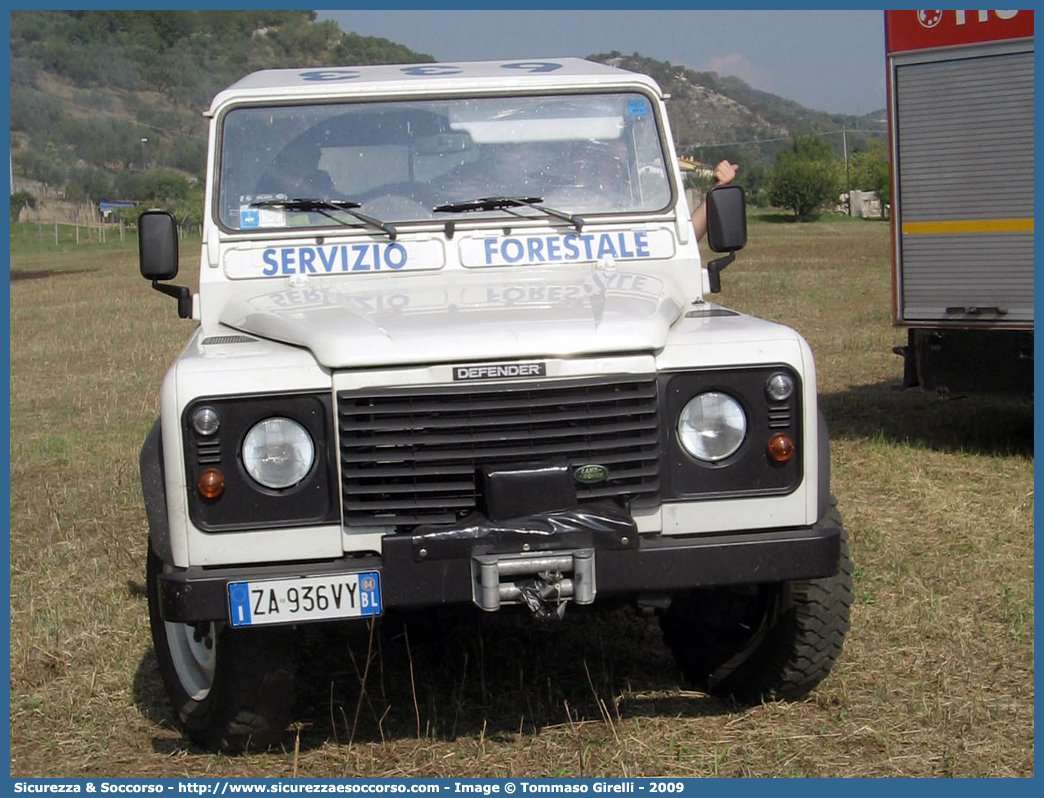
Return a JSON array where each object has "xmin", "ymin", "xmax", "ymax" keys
[
  {"xmin": 766, "ymin": 372, "xmax": 795, "ymax": 402},
  {"xmin": 677, "ymin": 392, "xmax": 747, "ymax": 462},
  {"xmin": 242, "ymin": 417, "xmax": 314, "ymax": 489}
]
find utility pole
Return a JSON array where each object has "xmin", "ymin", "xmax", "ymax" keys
[
  {"xmin": 843, "ymin": 127, "xmax": 852, "ymax": 217},
  {"xmin": 141, "ymin": 137, "xmax": 148, "ymax": 171}
]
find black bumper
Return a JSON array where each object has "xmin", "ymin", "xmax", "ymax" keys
[{"xmin": 157, "ymin": 521, "xmax": 842, "ymax": 624}]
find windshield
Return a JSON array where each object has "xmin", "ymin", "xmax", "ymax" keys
[{"xmin": 217, "ymin": 93, "xmax": 673, "ymax": 230}]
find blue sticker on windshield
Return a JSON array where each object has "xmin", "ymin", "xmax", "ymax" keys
[
  {"xmin": 627, "ymin": 98, "xmax": 647, "ymax": 117},
  {"xmin": 240, "ymin": 207, "xmax": 259, "ymax": 229}
]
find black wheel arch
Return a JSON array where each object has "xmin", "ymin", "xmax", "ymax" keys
[
  {"xmin": 817, "ymin": 408, "xmax": 832, "ymax": 521},
  {"xmin": 140, "ymin": 418, "xmax": 173, "ymax": 564}
]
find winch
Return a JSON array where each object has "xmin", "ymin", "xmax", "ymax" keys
[{"xmin": 472, "ymin": 549, "xmax": 595, "ymax": 620}]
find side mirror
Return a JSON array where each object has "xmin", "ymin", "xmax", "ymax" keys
[
  {"xmin": 139, "ymin": 210, "xmax": 191, "ymax": 318},
  {"xmin": 139, "ymin": 210, "xmax": 179, "ymax": 280},
  {"xmin": 704, "ymin": 185, "xmax": 747, "ymax": 293}
]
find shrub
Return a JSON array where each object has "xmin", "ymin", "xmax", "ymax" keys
[{"xmin": 10, "ymin": 190, "xmax": 37, "ymax": 223}]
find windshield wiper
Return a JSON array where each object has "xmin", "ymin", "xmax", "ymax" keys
[
  {"xmin": 250, "ymin": 198, "xmax": 397, "ymax": 240},
  {"xmin": 433, "ymin": 196, "xmax": 584, "ymax": 231}
]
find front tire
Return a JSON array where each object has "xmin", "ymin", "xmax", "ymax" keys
[
  {"xmin": 146, "ymin": 542, "xmax": 297, "ymax": 751},
  {"xmin": 660, "ymin": 506, "xmax": 853, "ymax": 702}
]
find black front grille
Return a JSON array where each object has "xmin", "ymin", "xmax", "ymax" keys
[{"xmin": 337, "ymin": 374, "xmax": 661, "ymax": 527}]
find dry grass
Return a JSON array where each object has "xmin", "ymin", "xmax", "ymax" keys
[{"xmin": 8, "ymin": 214, "xmax": 1033, "ymax": 777}]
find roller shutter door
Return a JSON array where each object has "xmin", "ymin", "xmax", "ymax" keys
[{"xmin": 895, "ymin": 50, "xmax": 1033, "ymax": 323}]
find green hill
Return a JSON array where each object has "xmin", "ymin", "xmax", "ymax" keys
[
  {"xmin": 587, "ymin": 52, "xmax": 885, "ymax": 167},
  {"xmin": 9, "ymin": 10, "xmax": 433, "ymax": 213},
  {"xmin": 9, "ymin": 11, "xmax": 884, "ymax": 216}
]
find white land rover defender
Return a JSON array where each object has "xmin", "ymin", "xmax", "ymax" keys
[{"xmin": 138, "ymin": 58, "xmax": 852, "ymax": 751}]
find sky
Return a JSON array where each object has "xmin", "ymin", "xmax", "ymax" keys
[{"xmin": 316, "ymin": 9, "xmax": 887, "ymax": 117}]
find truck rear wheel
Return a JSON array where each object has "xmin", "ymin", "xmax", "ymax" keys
[
  {"xmin": 146, "ymin": 542, "xmax": 297, "ymax": 751},
  {"xmin": 660, "ymin": 508, "xmax": 852, "ymax": 702}
]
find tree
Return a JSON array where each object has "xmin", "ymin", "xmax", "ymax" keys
[
  {"xmin": 141, "ymin": 168, "xmax": 191, "ymax": 202},
  {"xmin": 768, "ymin": 133, "xmax": 840, "ymax": 221},
  {"xmin": 13, "ymin": 147, "xmax": 67, "ymax": 194},
  {"xmin": 171, "ymin": 183, "xmax": 206, "ymax": 228},
  {"xmin": 849, "ymin": 137, "xmax": 890, "ymax": 206},
  {"xmin": 10, "ymin": 190, "xmax": 37, "ymax": 224},
  {"xmin": 792, "ymin": 131, "xmax": 835, "ymax": 161},
  {"xmin": 736, "ymin": 162, "xmax": 769, "ymax": 208},
  {"xmin": 65, "ymin": 164, "xmax": 114, "ymax": 202}
]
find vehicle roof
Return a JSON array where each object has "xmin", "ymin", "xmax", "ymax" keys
[{"xmin": 207, "ymin": 57, "xmax": 663, "ymax": 114}]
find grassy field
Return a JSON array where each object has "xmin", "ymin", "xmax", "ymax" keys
[{"xmin": 8, "ymin": 214, "xmax": 1034, "ymax": 777}]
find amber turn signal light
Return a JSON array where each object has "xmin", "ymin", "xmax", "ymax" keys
[
  {"xmin": 766, "ymin": 433, "xmax": 795, "ymax": 462},
  {"xmin": 197, "ymin": 468, "xmax": 226, "ymax": 499}
]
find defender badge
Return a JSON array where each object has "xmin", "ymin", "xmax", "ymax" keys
[
  {"xmin": 574, "ymin": 464, "xmax": 609, "ymax": 484},
  {"xmin": 453, "ymin": 362, "xmax": 546, "ymax": 381}
]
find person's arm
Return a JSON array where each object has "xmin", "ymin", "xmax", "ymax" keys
[{"xmin": 690, "ymin": 160, "xmax": 738, "ymax": 240}]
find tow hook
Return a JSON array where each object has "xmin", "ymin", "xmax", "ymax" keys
[
  {"xmin": 472, "ymin": 550, "xmax": 595, "ymax": 619},
  {"xmin": 517, "ymin": 572, "xmax": 569, "ymax": 622}
]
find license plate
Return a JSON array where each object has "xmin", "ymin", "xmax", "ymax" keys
[{"xmin": 227, "ymin": 572, "xmax": 381, "ymax": 627}]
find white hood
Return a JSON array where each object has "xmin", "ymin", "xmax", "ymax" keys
[{"xmin": 218, "ymin": 265, "xmax": 686, "ymax": 369}]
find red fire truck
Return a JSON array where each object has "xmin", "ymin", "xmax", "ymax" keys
[{"xmin": 885, "ymin": 10, "xmax": 1033, "ymax": 395}]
